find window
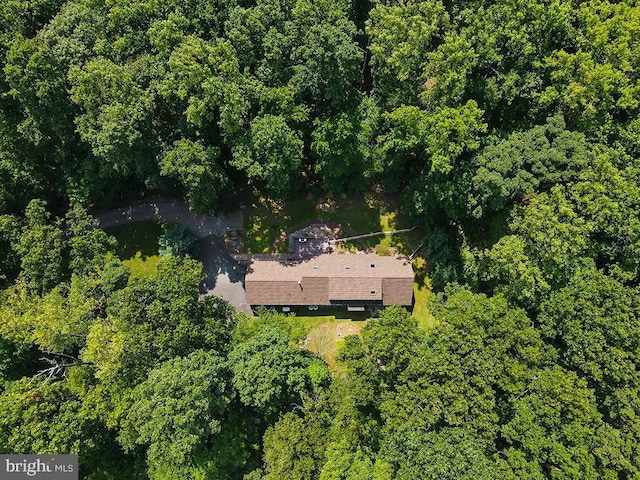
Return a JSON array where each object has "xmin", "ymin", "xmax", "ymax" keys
[
  {"xmin": 344, "ymin": 266, "xmax": 350, "ymax": 270},
  {"xmin": 370, "ymin": 290, "xmax": 376, "ymax": 295},
  {"xmin": 312, "ymin": 265, "xmax": 319, "ymax": 270},
  {"xmin": 370, "ymin": 263, "xmax": 376, "ymax": 268}
]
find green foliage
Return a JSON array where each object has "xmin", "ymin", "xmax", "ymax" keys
[
  {"xmin": 262, "ymin": 403, "xmax": 331, "ymax": 480},
  {"xmin": 311, "ymin": 100, "xmax": 380, "ymax": 194},
  {"xmin": 379, "ymin": 101, "xmax": 487, "ymax": 219},
  {"xmin": 16, "ymin": 199, "xmax": 64, "ymax": 295},
  {"xmin": 381, "ymin": 427, "xmax": 495, "ymax": 480},
  {"xmin": 66, "ymin": 204, "xmax": 117, "ymax": 276},
  {"xmin": 0, "ymin": 337, "xmax": 38, "ymax": 381},
  {"xmin": 159, "ymin": 140, "xmax": 230, "ymax": 213},
  {"xmin": 2, "ymin": 0, "xmax": 640, "ymax": 478},
  {"xmin": 367, "ymin": 0, "xmax": 448, "ymax": 106},
  {"xmin": 157, "ymin": 224, "xmax": 199, "ymax": 258},
  {"xmin": 161, "ymin": 35, "xmax": 248, "ymax": 136},
  {"xmin": 68, "ymin": 56, "xmax": 159, "ymax": 178},
  {"xmin": 540, "ymin": 1, "xmax": 640, "ymax": 134},
  {"xmin": 0, "ymin": 213, "xmax": 20, "ymax": 285},
  {"xmin": 0, "ymin": 377, "xmax": 108, "ymax": 465},
  {"xmin": 536, "ymin": 269, "xmax": 640, "ymax": 476},
  {"xmin": 421, "ymin": 224, "xmax": 463, "ymax": 290},
  {"xmin": 467, "ymin": 115, "xmax": 591, "ymax": 218},
  {"xmin": 499, "ymin": 367, "xmax": 610, "ymax": 479},
  {"xmin": 84, "ymin": 257, "xmax": 232, "ymax": 383},
  {"xmin": 289, "ymin": 15, "xmax": 363, "ymax": 113},
  {"xmin": 233, "ymin": 309, "xmax": 309, "ymax": 343},
  {"xmin": 307, "ymin": 359, "xmax": 331, "ymax": 389},
  {"xmin": 231, "ymin": 114, "xmax": 304, "ymax": 196},
  {"xmin": 0, "ymin": 275, "xmax": 100, "ymax": 354},
  {"xmin": 228, "ymin": 326, "xmax": 312, "ymax": 416},
  {"xmin": 539, "ymin": 269, "xmax": 640, "ymax": 390},
  {"xmin": 119, "ymin": 350, "xmax": 232, "ymax": 479},
  {"xmin": 319, "ymin": 438, "xmax": 384, "ymax": 480},
  {"xmin": 483, "ymin": 150, "xmax": 640, "ymax": 309}
]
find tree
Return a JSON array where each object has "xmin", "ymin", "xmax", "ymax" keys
[
  {"xmin": 84, "ymin": 257, "xmax": 233, "ymax": 384},
  {"xmin": 539, "ymin": 269, "xmax": 640, "ymax": 394},
  {"xmin": 421, "ymin": 223, "xmax": 464, "ymax": 290},
  {"xmin": 379, "ymin": 427, "xmax": 495, "ymax": 480},
  {"xmin": 320, "ymin": 437, "xmax": 391, "ymax": 480},
  {"xmin": 159, "ymin": 139, "xmax": 230, "ymax": 213},
  {"xmin": 0, "ymin": 275, "xmax": 101, "ymax": 355},
  {"xmin": 231, "ymin": 114, "xmax": 304, "ymax": 196},
  {"xmin": 0, "ymin": 336, "xmax": 39, "ymax": 382},
  {"xmin": 65, "ymin": 204, "xmax": 117, "ymax": 276},
  {"xmin": 262, "ymin": 402, "xmax": 331, "ymax": 480},
  {"xmin": 68, "ymin": 56, "xmax": 160, "ymax": 181},
  {"xmin": 540, "ymin": 1, "xmax": 640, "ymax": 134},
  {"xmin": 483, "ymin": 150, "xmax": 640, "ymax": 310},
  {"xmin": 0, "ymin": 116, "xmax": 49, "ymax": 213},
  {"xmin": 0, "ymin": 213, "xmax": 20, "ymax": 286},
  {"xmin": 537, "ymin": 269, "xmax": 640, "ymax": 476},
  {"xmin": 119, "ymin": 350, "xmax": 233, "ymax": 479},
  {"xmin": 0, "ymin": 377, "xmax": 119, "ymax": 475},
  {"xmin": 467, "ymin": 115, "xmax": 591, "ymax": 218},
  {"xmin": 160, "ymin": 35, "xmax": 248, "ymax": 137},
  {"xmin": 15, "ymin": 199, "xmax": 64, "ymax": 295},
  {"xmin": 482, "ymin": 187, "xmax": 591, "ymax": 309},
  {"xmin": 4, "ymin": 33, "xmax": 77, "ymax": 151},
  {"xmin": 228, "ymin": 326, "xmax": 312, "ymax": 417},
  {"xmin": 367, "ymin": 0, "xmax": 449, "ymax": 107},
  {"xmin": 378, "ymin": 101, "xmax": 486, "ymax": 219},
  {"xmin": 289, "ymin": 17, "xmax": 362, "ymax": 113},
  {"xmin": 311, "ymin": 98, "xmax": 380, "ymax": 194},
  {"xmin": 2, "ymin": 5, "xmax": 102, "ymax": 201},
  {"xmin": 358, "ymin": 305, "xmax": 423, "ymax": 385},
  {"xmin": 499, "ymin": 367, "xmax": 616, "ymax": 479},
  {"xmin": 366, "ymin": 289, "xmax": 554, "ymax": 477}
]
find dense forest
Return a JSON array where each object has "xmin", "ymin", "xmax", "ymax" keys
[{"xmin": 1, "ymin": 0, "xmax": 640, "ymax": 478}]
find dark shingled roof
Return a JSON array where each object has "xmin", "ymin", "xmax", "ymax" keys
[{"xmin": 245, "ymin": 253, "xmax": 414, "ymax": 306}]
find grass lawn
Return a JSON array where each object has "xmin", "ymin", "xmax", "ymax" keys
[
  {"xmin": 104, "ymin": 222, "xmax": 164, "ymax": 276},
  {"xmin": 300, "ymin": 316, "xmax": 367, "ymax": 372},
  {"xmin": 243, "ymin": 189, "xmax": 435, "ymax": 366},
  {"xmin": 296, "ymin": 259, "xmax": 436, "ymax": 371},
  {"xmin": 411, "ymin": 256, "xmax": 437, "ymax": 331},
  {"xmin": 242, "ymin": 189, "xmax": 424, "ymax": 254}
]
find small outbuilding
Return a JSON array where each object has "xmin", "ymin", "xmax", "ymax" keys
[{"xmin": 245, "ymin": 253, "xmax": 414, "ymax": 310}]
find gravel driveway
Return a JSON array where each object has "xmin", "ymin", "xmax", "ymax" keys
[
  {"xmin": 198, "ymin": 235, "xmax": 250, "ymax": 314},
  {"xmin": 94, "ymin": 198, "xmax": 243, "ymax": 237},
  {"xmin": 94, "ymin": 199, "xmax": 250, "ymax": 313}
]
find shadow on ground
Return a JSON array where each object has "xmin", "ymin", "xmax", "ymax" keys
[{"xmin": 197, "ymin": 235, "xmax": 248, "ymax": 309}]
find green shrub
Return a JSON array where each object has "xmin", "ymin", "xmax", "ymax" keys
[
  {"xmin": 158, "ymin": 224, "xmax": 199, "ymax": 258},
  {"xmin": 375, "ymin": 243, "xmax": 391, "ymax": 256}
]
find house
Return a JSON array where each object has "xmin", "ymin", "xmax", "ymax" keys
[{"xmin": 245, "ymin": 253, "xmax": 414, "ymax": 311}]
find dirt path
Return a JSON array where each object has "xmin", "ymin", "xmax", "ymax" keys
[{"xmin": 93, "ymin": 198, "xmax": 243, "ymax": 238}]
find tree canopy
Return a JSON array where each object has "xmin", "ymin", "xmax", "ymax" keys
[{"xmin": 1, "ymin": 0, "xmax": 640, "ymax": 478}]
